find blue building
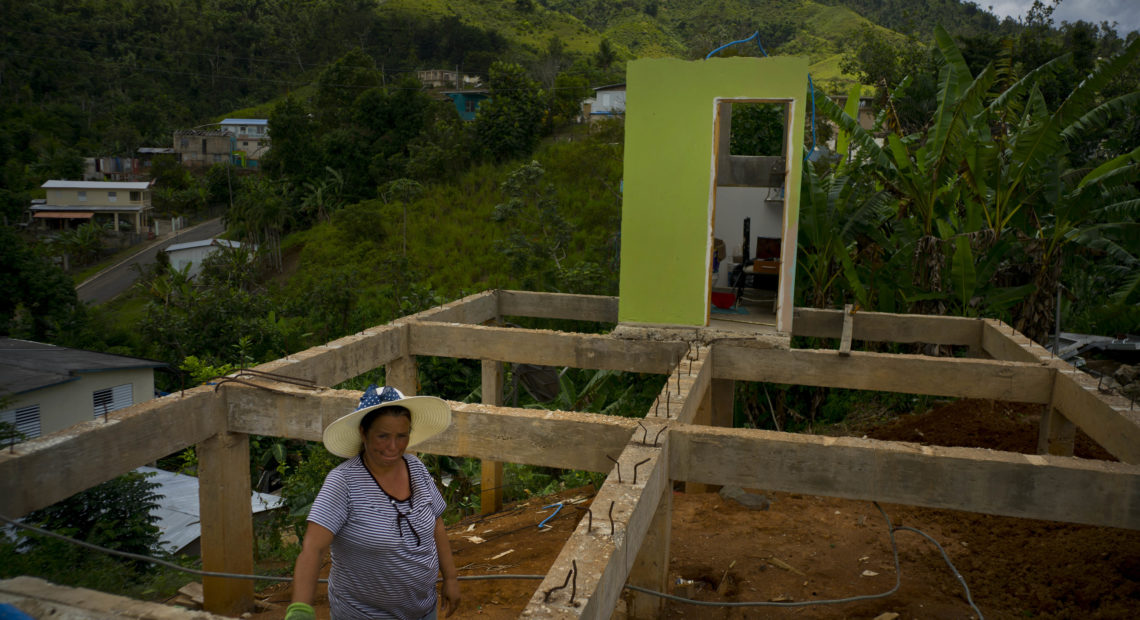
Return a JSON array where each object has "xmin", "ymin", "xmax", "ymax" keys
[{"xmin": 443, "ymin": 90, "xmax": 490, "ymax": 121}]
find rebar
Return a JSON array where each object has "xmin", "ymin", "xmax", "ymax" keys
[
  {"xmin": 688, "ymin": 357, "xmax": 694, "ymax": 375},
  {"xmin": 632, "ymin": 458, "xmax": 651, "ymax": 485},
  {"xmin": 234, "ymin": 367, "xmax": 318, "ymax": 388},
  {"xmin": 609, "ymin": 501, "xmax": 616, "ymax": 536},
  {"xmin": 570, "ymin": 559, "xmax": 578, "ymax": 607},
  {"xmin": 637, "ymin": 421, "xmax": 649, "ymax": 444},
  {"xmin": 574, "ymin": 505, "xmax": 592, "ymax": 531},
  {"xmin": 543, "ymin": 566, "xmax": 573, "ymax": 602},
  {"xmin": 653, "ymin": 426, "xmax": 668, "ymax": 447},
  {"xmin": 676, "ymin": 369, "xmax": 681, "ymax": 394},
  {"xmin": 666, "ymin": 390, "xmax": 670, "ymax": 415},
  {"xmin": 654, "ymin": 396, "xmax": 660, "ymax": 417},
  {"xmin": 605, "ymin": 454, "xmax": 622, "ymax": 483},
  {"xmin": 211, "ymin": 376, "xmax": 302, "ymax": 396}
]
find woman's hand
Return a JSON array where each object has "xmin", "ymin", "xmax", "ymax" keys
[
  {"xmin": 434, "ymin": 517, "xmax": 461, "ymax": 616},
  {"xmin": 440, "ymin": 575, "xmax": 461, "ymax": 617}
]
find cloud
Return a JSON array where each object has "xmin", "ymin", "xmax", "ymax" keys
[{"xmin": 984, "ymin": 0, "xmax": 1140, "ymax": 34}]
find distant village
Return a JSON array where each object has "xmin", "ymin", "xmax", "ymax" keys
[{"xmin": 23, "ymin": 73, "xmax": 631, "ymax": 250}]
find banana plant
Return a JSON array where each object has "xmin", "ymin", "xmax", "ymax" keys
[{"xmin": 810, "ymin": 28, "xmax": 1139, "ymax": 338}]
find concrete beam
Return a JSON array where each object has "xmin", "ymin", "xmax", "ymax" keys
[
  {"xmin": 407, "ymin": 323, "xmax": 687, "ymax": 374},
  {"xmin": 713, "ymin": 345, "xmax": 1054, "ymax": 404},
  {"xmin": 1051, "ymin": 370, "xmax": 1140, "ymax": 464},
  {"xmin": 523, "ymin": 439, "xmax": 670, "ymax": 617},
  {"xmin": 252, "ymin": 324, "xmax": 405, "ymax": 387},
  {"xmin": 670, "ymin": 424, "xmax": 1140, "ymax": 529},
  {"xmin": 403, "ymin": 290, "xmax": 499, "ymax": 324},
  {"xmin": 224, "ymin": 384, "xmax": 636, "ymax": 472},
  {"xmin": 0, "ymin": 386, "xmax": 223, "ymax": 518},
  {"xmin": 498, "ymin": 291, "xmax": 619, "ymax": 323},
  {"xmin": 792, "ymin": 308, "xmax": 983, "ymax": 348}
]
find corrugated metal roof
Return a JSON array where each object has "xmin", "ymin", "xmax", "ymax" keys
[
  {"xmin": 136, "ymin": 466, "xmax": 284, "ymax": 555},
  {"xmin": 166, "ymin": 238, "xmax": 245, "ymax": 253},
  {"xmin": 41, "ymin": 180, "xmax": 152, "ymax": 190},
  {"xmin": 219, "ymin": 118, "xmax": 268, "ymax": 125}
]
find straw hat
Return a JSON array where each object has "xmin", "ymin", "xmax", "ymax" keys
[{"xmin": 322, "ymin": 384, "xmax": 452, "ymax": 458}]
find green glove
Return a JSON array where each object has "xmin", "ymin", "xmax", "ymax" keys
[{"xmin": 284, "ymin": 602, "xmax": 316, "ymax": 620}]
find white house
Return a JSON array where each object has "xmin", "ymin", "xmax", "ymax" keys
[
  {"xmin": 582, "ymin": 83, "xmax": 627, "ymax": 121},
  {"xmin": 164, "ymin": 238, "xmax": 250, "ymax": 278},
  {"xmin": 0, "ymin": 339, "xmax": 165, "ymax": 442}
]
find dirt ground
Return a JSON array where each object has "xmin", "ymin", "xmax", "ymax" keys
[{"xmin": 251, "ymin": 399, "xmax": 1140, "ymax": 619}]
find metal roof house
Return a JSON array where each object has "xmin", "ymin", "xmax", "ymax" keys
[
  {"xmin": 165, "ymin": 238, "xmax": 251, "ymax": 278},
  {"xmin": 0, "ymin": 339, "xmax": 165, "ymax": 443}
]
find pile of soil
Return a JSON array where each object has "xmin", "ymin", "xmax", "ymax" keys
[{"xmin": 251, "ymin": 399, "xmax": 1140, "ymax": 619}]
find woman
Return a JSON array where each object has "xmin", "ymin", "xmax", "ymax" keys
[{"xmin": 286, "ymin": 385, "xmax": 460, "ymax": 620}]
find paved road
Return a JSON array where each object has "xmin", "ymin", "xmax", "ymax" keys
[{"xmin": 77, "ymin": 218, "xmax": 227, "ymax": 305}]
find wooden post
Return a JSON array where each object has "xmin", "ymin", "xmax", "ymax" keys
[
  {"xmin": 625, "ymin": 481, "xmax": 672, "ymax": 619},
  {"xmin": 386, "ymin": 355, "xmax": 417, "ymax": 395},
  {"xmin": 198, "ymin": 431, "xmax": 254, "ymax": 615},
  {"xmin": 481, "ymin": 359, "xmax": 505, "ymax": 514}
]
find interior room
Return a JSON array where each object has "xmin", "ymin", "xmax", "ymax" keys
[{"xmin": 709, "ymin": 100, "xmax": 790, "ymax": 329}]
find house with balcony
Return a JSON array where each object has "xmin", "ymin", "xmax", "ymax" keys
[
  {"xmin": 417, "ymin": 69, "xmax": 482, "ymax": 89},
  {"xmin": 31, "ymin": 179, "xmax": 153, "ymax": 234}
]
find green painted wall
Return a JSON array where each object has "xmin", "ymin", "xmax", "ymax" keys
[{"xmin": 618, "ymin": 56, "xmax": 808, "ymax": 326}]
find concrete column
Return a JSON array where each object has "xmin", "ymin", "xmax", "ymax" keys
[
  {"xmin": 386, "ymin": 355, "xmax": 417, "ymax": 395},
  {"xmin": 198, "ymin": 431, "xmax": 254, "ymax": 615},
  {"xmin": 1038, "ymin": 404, "xmax": 1076, "ymax": 457},
  {"xmin": 480, "ymin": 359, "xmax": 504, "ymax": 515},
  {"xmin": 684, "ymin": 387, "xmax": 714, "ymax": 494},
  {"xmin": 625, "ymin": 484, "xmax": 672, "ymax": 619}
]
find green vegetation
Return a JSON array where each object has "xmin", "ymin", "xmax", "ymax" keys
[{"xmin": 2, "ymin": 0, "xmax": 1138, "ymax": 600}]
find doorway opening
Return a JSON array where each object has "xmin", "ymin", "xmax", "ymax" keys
[{"xmin": 709, "ymin": 100, "xmax": 792, "ymax": 330}]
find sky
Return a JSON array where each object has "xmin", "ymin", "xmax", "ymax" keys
[{"xmin": 985, "ymin": 0, "xmax": 1140, "ymax": 35}]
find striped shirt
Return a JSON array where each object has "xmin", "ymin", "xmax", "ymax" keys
[{"xmin": 309, "ymin": 454, "xmax": 446, "ymax": 620}]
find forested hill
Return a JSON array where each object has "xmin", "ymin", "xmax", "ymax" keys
[
  {"xmin": 2, "ymin": 0, "xmax": 1033, "ymax": 147},
  {"xmin": 1, "ymin": 0, "xmax": 1123, "ymax": 224}
]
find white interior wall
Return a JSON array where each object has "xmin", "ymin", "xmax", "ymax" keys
[{"xmin": 712, "ymin": 186, "xmax": 783, "ymax": 286}]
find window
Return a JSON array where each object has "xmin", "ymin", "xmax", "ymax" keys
[
  {"xmin": 78, "ymin": 191, "xmax": 87, "ymax": 202},
  {"xmin": 201, "ymin": 139, "xmax": 208, "ymax": 154},
  {"xmin": 108, "ymin": 191, "xmax": 117, "ymax": 202},
  {"xmin": 242, "ymin": 141, "xmax": 249, "ymax": 147},
  {"xmin": 93, "ymin": 384, "xmax": 133, "ymax": 419},
  {"xmin": 465, "ymin": 99, "xmax": 478, "ymax": 113},
  {"xmin": 130, "ymin": 191, "xmax": 141, "ymax": 201},
  {"xmin": 1, "ymin": 404, "xmax": 41, "ymax": 444},
  {"xmin": 240, "ymin": 126, "xmax": 247, "ymax": 134},
  {"xmin": 180, "ymin": 137, "xmax": 190, "ymax": 148}
]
